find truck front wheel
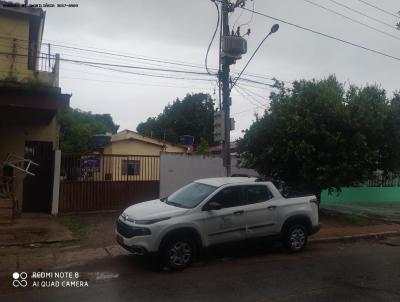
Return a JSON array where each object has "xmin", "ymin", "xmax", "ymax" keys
[{"xmin": 161, "ymin": 236, "xmax": 197, "ymax": 271}]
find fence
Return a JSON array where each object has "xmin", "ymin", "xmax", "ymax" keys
[
  {"xmin": 366, "ymin": 172, "xmax": 400, "ymax": 187},
  {"xmin": 59, "ymin": 154, "xmax": 160, "ymax": 213}
]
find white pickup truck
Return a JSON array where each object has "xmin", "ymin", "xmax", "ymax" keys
[{"xmin": 116, "ymin": 177, "xmax": 320, "ymax": 270}]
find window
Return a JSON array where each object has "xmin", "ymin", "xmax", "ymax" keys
[
  {"xmin": 166, "ymin": 182, "xmax": 217, "ymax": 209},
  {"xmin": 209, "ymin": 186, "xmax": 243, "ymax": 209},
  {"xmin": 242, "ymin": 186, "xmax": 273, "ymax": 205},
  {"xmin": 121, "ymin": 160, "xmax": 140, "ymax": 176}
]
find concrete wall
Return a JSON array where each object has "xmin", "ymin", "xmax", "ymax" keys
[
  {"xmin": 0, "ymin": 114, "xmax": 59, "ymax": 207},
  {"xmin": 0, "ymin": 9, "xmax": 55, "ymax": 86},
  {"xmin": 159, "ymin": 152, "xmax": 226, "ymax": 198},
  {"xmin": 106, "ymin": 140, "xmax": 165, "ymax": 156},
  {"xmin": 0, "ymin": 14, "xmax": 33, "ymax": 81},
  {"xmin": 322, "ymin": 187, "xmax": 400, "ymax": 205}
]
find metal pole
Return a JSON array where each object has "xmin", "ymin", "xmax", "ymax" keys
[{"xmin": 221, "ymin": 0, "xmax": 231, "ymax": 176}]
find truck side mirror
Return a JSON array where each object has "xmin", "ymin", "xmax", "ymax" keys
[{"xmin": 203, "ymin": 201, "xmax": 222, "ymax": 211}]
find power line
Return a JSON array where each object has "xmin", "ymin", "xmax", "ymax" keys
[
  {"xmin": 302, "ymin": 0, "xmax": 400, "ymax": 42},
  {"xmin": 239, "ymin": 0, "xmax": 255, "ymax": 27},
  {"xmin": 205, "ymin": 1, "xmax": 220, "ymax": 75},
  {"xmin": 235, "ymin": 84, "xmax": 268, "ymax": 108},
  {"xmin": 355, "ymin": 0, "xmax": 400, "ymax": 19},
  {"xmin": 46, "ymin": 38, "xmax": 290, "ymax": 85},
  {"xmin": 327, "ymin": 0, "xmax": 397, "ymax": 30},
  {"xmin": 60, "ymin": 76, "xmax": 214, "ymax": 90},
  {"xmin": 68, "ymin": 62, "xmax": 215, "ymax": 82},
  {"xmin": 50, "ymin": 43, "xmax": 218, "ymax": 73},
  {"xmin": 234, "ymin": 4, "xmax": 400, "ymax": 63},
  {"xmin": 236, "ymin": 84, "xmax": 268, "ymax": 107}
]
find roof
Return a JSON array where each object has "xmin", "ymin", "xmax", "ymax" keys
[
  {"xmin": 110, "ymin": 130, "xmax": 187, "ymax": 150},
  {"xmin": 195, "ymin": 177, "xmax": 259, "ymax": 187},
  {"xmin": 209, "ymin": 142, "xmax": 238, "ymax": 153}
]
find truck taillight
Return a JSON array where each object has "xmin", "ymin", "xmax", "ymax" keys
[{"xmin": 310, "ymin": 198, "xmax": 320, "ymax": 206}]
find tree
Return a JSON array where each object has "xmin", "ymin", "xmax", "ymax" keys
[
  {"xmin": 195, "ymin": 137, "xmax": 210, "ymax": 155},
  {"xmin": 58, "ymin": 108, "xmax": 119, "ymax": 153},
  {"xmin": 137, "ymin": 93, "xmax": 215, "ymax": 147},
  {"xmin": 238, "ymin": 76, "xmax": 399, "ymax": 198}
]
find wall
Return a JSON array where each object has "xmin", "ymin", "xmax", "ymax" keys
[
  {"xmin": 108, "ymin": 140, "xmax": 163, "ymax": 156},
  {"xmin": 159, "ymin": 152, "xmax": 226, "ymax": 198},
  {"xmin": 322, "ymin": 187, "xmax": 400, "ymax": 205},
  {"xmin": 0, "ymin": 13, "xmax": 33, "ymax": 81},
  {"xmin": 0, "ymin": 114, "xmax": 58, "ymax": 207}
]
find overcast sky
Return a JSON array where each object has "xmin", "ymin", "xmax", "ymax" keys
[{"xmin": 30, "ymin": 0, "xmax": 400, "ymax": 140}]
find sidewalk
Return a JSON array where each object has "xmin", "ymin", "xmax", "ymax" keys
[{"xmin": 0, "ymin": 213, "xmax": 76, "ymax": 247}]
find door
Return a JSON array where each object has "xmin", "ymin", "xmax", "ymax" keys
[
  {"xmin": 242, "ymin": 185, "xmax": 279, "ymax": 238},
  {"xmin": 199, "ymin": 186, "xmax": 248, "ymax": 245},
  {"xmin": 22, "ymin": 141, "xmax": 54, "ymax": 213}
]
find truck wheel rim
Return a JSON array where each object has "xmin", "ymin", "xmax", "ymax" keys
[
  {"xmin": 169, "ymin": 242, "xmax": 192, "ymax": 266},
  {"xmin": 290, "ymin": 228, "xmax": 305, "ymax": 250}
]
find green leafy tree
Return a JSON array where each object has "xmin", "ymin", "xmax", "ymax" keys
[
  {"xmin": 58, "ymin": 108, "xmax": 119, "ymax": 153},
  {"xmin": 137, "ymin": 93, "xmax": 215, "ymax": 147},
  {"xmin": 238, "ymin": 76, "xmax": 399, "ymax": 198},
  {"xmin": 195, "ymin": 137, "xmax": 210, "ymax": 155}
]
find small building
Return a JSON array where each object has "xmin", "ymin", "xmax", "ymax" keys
[
  {"xmin": 105, "ymin": 130, "xmax": 188, "ymax": 155},
  {"xmin": 0, "ymin": 2, "xmax": 70, "ymax": 216},
  {"xmin": 93, "ymin": 130, "xmax": 187, "ymax": 181}
]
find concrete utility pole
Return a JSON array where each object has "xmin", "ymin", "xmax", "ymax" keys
[{"xmin": 220, "ymin": 0, "xmax": 232, "ymax": 177}]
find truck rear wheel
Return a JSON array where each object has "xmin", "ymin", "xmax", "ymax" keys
[{"xmin": 283, "ymin": 224, "xmax": 308, "ymax": 252}]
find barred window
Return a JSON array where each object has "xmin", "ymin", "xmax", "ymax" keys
[{"xmin": 121, "ymin": 160, "xmax": 140, "ymax": 176}]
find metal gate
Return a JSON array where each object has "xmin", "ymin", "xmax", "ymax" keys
[
  {"xmin": 23, "ymin": 141, "xmax": 54, "ymax": 213},
  {"xmin": 59, "ymin": 154, "xmax": 160, "ymax": 213}
]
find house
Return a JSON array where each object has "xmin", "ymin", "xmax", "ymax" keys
[
  {"xmin": 92, "ymin": 130, "xmax": 187, "ymax": 181},
  {"xmin": 0, "ymin": 2, "xmax": 70, "ymax": 217}
]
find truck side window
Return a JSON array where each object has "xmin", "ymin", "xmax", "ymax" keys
[
  {"xmin": 209, "ymin": 187, "xmax": 243, "ymax": 208},
  {"xmin": 243, "ymin": 186, "xmax": 273, "ymax": 205}
]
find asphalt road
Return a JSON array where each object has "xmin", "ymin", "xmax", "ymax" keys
[{"xmin": 1, "ymin": 239, "xmax": 400, "ymax": 302}]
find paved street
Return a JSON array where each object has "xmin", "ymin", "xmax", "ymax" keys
[{"xmin": 1, "ymin": 239, "xmax": 400, "ymax": 302}]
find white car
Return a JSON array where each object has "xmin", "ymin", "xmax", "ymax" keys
[{"xmin": 116, "ymin": 177, "xmax": 320, "ymax": 270}]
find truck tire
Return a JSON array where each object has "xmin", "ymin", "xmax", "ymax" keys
[
  {"xmin": 161, "ymin": 235, "xmax": 197, "ymax": 271},
  {"xmin": 283, "ymin": 224, "xmax": 308, "ymax": 252}
]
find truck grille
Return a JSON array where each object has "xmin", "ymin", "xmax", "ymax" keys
[{"xmin": 116, "ymin": 219, "xmax": 151, "ymax": 238}]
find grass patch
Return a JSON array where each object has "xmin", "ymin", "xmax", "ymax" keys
[
  {"xmin": 319, "ymin": 208, "xmax": 382, "ymax": 226},
  {"xmin": 60, "ymin": 218, "xmax": 87, "ymax": 239}
]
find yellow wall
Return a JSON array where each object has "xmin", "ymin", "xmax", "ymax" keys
[
  {"xmin": 0, "ymin": 13, "xmax": 34, "ymax": 81},
  {"xmin": 0, "ymin": 114, "xmax": 59, "ymax": 207}
]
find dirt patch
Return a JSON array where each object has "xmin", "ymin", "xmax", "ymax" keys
[
  {"xmin": 314, "ymin": 209, "xmax": 400, "ymax": 240},
  {"xmin": 60, "ymin": 212, "xmax": 120, "ymax": 248}
]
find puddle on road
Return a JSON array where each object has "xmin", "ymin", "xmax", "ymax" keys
[{"xmin": 85, "ymin": 272, "xmax": 120, "ymax": 281}]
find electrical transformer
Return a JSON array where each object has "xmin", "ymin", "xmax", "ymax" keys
[{"xmin": 221, "ymin": 35, "xmax": 247, "ymax": 61}]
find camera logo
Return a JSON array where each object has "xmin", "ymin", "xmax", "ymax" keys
[{"xmin": 12, "ymin": 272, "xmax": 28, "ymax": 287}]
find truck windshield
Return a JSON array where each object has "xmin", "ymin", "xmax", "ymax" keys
[{"xmin": 165, "ymin": 182, "xmax": 217, "ymax": 209}]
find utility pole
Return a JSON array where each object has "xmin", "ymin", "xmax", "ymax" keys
[
  {"xmin": 215, "ymin": 0, "xmax": 248, "ymax": 176},
  {"xmin": 220, "ymin": 0, "xmax": 233, "ymax": 177}
]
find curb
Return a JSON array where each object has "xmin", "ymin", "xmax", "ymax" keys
[{"xmin": 310, "ymin": 230, "xmax": 400, "ymax": 244}]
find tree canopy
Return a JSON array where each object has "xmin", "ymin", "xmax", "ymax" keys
[
  {"xmin": 58, "ymin": 108, "xmax": 119, "ymax": 153},
  {"xmin": 238, "ymin": 75, "xmax": 400, "ymax": 196},
  {"xmin": 136, "ymin": 93, "xmax": 215, "ymax": 147}
]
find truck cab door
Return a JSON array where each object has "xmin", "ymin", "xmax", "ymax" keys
[
  {"xmin": 242, "ymin": 185, "xmax": 279, "ymax": 238},
  {"xmin": 199, "ymin": 186, "xmax": 248, "ymax": 246}
]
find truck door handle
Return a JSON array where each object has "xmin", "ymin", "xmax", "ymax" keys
[
  {"xmin": 267, "ymin": 205, "xmax": 277, "ymax": 210},
  {"xmin": 234, "ymin": 210, "xmax": 244, "ymax": 215}
]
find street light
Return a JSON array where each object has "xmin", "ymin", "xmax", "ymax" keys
[{"xmin": 231, "ymin": 24, "xmax": 280, "ymax": 89}]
